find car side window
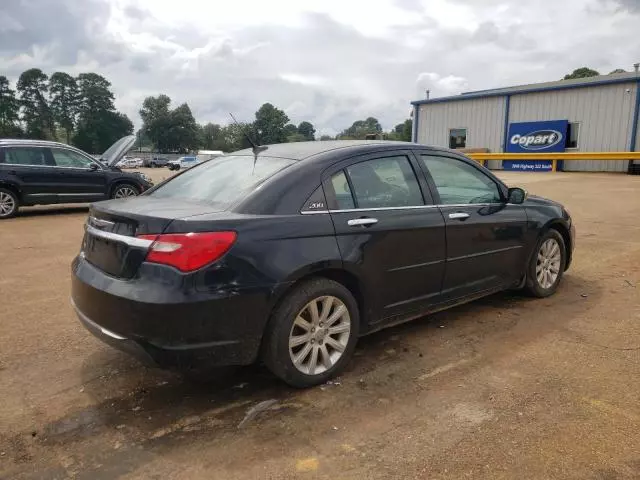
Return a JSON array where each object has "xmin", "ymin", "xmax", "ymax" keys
[
  {"xmin": 345, "ymin": 156, "xmax": 423, "ymax": 208},
  {"xmin": 420, "ymin": 155, "xmax": 502, "ymax": 205},
  {"xmin": 51, "ymin": 149, "xmax": 95, "ymax": 168},
  {"xmin": 330, "ymin": 171, "xmax": 355, "ymax": 209},
  {"xmin": 3, "ymin": 147, "xmax": 48, "ymax": 166}
]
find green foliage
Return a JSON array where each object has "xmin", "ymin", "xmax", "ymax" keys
[
  {"xmin": 297, "ymin": 121, "xmax": 316, "ymax": 141},
  {"xmin": 49, "ymin": 72, "xmax": 79, "ymax": 143},
  {"xmin": 17, "ymin": 68, "xmax": 54, "ymax": 139},
  {"xmin": 563, "ymin": 67, "xmax": 600, "ymax": 80},
  {"xmin": 140, "ymin": 95, "xmax": 200, "ymax": 152},
  {"xmin": 388, "ymin": 119, "xmax": 412, "ymax": 142},
  {"xmin": 0, "ymin": 76, "xmax": 22, "ymax": 137},
  {"xmin": 609, "ymin": 69, "xmax": 627, "ymax": 74},
  {"xmin": 73, "ymin": 73, "xmax": 132, "ymax": 153},
  {"xmin": 286, "ymin": 133, "xmax": 307, "ymax": 142},
  {"xmin": 284, "ymin": 123, "xmax": 298, "ymax": 137},
  {"xmin": 254, "ymin": 103, "xmax": 289, "ymax": 145},
  {"xmin": 339, "ymin": 117, "xmax": 382, "ymax": 139}
]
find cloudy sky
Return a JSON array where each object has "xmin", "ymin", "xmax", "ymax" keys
[{"xmin": 1, "ymin": 0, "xmax": 639, "ymax": 135}]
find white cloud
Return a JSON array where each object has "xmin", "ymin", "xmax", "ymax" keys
[{"xmin": 1, "ymin": 0, "xmax": 640, "ymax": 135}]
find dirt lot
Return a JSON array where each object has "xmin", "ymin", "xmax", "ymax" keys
[{"xmin": 1, "ymin": 170, "xmax": 639, "ymax": 479}]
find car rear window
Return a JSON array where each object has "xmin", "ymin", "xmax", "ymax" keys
[{"xmin": 150, "ymin": 155, "xmax": 294, "ymax": 207}]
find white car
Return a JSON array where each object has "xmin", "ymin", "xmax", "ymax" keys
[
  {"xmin": 118, "ymin": 157, "xmax": 143, "ymax": 168},
  {"xmin": 167, "ymin": 152, "xmax": 224, "ymax": 171}
]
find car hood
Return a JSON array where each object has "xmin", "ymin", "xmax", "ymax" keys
[
  {"xmin": 100, "ymin": 135, "xmax": 137, "ymax": 167},
  {"xmin": 524, "ymin": 194, "xmax": 563, "ymax": 208}
]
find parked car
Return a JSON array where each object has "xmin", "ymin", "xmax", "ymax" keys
[
  {"xmin": 144, "ymin": 157, "xmax": 170, "ymax": 168},
  {"xmin": 167, "ymin": 156, "xmax": 199, "ymax": 171},
  {"xmin": 71, "ymin": 141, "xmax": 574, "ymax": 387},
  {"xmin": 118, "ymin": 157, "xmax": 143, "ymax": 168},
  {"xmin": 0, "ymin": 136, "xmax": 153, "ymax": 219}
]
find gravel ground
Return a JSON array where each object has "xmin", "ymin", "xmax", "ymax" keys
[{"xmin": 1, "ymin": 170, "xmax": 639, "ymax": 479}]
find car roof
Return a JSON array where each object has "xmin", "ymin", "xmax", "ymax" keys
[
  {"xmin": 0, "ymin": 138, "xmax": 75, "ymax": 148},
  {"xmin": 230, "ymin": 140, "xmax": 438, "ymax": 162}
]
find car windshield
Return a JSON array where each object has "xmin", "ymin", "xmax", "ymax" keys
[{"xmin": 150, "ymin": 155, "xmax": 294, "ymax": 207}]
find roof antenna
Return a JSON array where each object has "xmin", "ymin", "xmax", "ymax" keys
[{"xmin": 229, "ymin": 113, "xmax": 268, "ymax": 172}]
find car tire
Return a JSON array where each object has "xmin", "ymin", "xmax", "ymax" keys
[
  {"xmin": 524, "ymin": 229, "xmax": 566, "ymax": 298},
  {"xmin": 262, "ymin": 278, "xmax": 360, "ymax": 388},
  {"xmin": 0, "ymin": 187, "xmax": 19, "ymax": 219},
  {"xmin": 111, "ymin": 183, "xmax": 140, "ymax": 199}
]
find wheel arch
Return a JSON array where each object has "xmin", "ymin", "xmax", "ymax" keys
[
  {"xmin": 545, "ymin": 220, "xmax": 572, "ymax": 270},
  {"xmin": 0, "ymin": 181, "xmax": 22, "ymax": 200},
  {"xmin": 261, "ymin": 267, "xmax": 367, "ymax": 349}
]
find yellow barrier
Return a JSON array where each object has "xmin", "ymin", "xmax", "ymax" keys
[{"xmin": 467, "ymin": 152, "xmax": 640, "ymax": 172}]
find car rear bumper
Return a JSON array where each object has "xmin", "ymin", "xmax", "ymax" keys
[{"xmin": 71, "ymin": 255, "xmax": 274, "ymax": 369}]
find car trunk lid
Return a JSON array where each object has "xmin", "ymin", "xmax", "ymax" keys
[{"xmin": 82, "ymin": 197, "xmax": 224, "ymax": 278}]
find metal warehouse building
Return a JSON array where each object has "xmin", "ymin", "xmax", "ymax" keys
[{"xmin": 411, "ymin": 72, "xmax": 640, "ymax": 172}]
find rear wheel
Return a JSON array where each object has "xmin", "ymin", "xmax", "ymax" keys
[
  {"xmin": 262, "ymin": 278, "xmax": 359, "ymax": 388},
  {"xmin": 0, "ymin": 188, "xmax": 19, "ymax": 219},
  {"xmin": 525, "ymin": 229, "xmax": 566, "ymax": 297},
  {"xmin": 111, "ymin": 183, "xmax": 139, "ymax": 199}
]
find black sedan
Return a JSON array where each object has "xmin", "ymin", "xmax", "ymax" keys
[{"xmin": 71, "ymin": 141, "xmax": 574, "ymax": 387}]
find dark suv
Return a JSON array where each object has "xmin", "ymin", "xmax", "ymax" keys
[{"xmin": 0, "ymin": 136, "xmax": 153, "ymax": 219}]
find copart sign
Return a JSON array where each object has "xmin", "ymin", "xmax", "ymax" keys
[{"xmin": 506, "ymin": 120, "xmax": 568, "ymax": 153}]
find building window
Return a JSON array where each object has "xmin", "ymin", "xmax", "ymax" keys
[
  {"xmin": 449, "ymin": 128, "xmax": 467, "ymax": 149},
  {"xmin": 566, "ymin": 122, "xmax": 579, "ymax": 149}
]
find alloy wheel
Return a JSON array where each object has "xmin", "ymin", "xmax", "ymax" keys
[
  {"xmin": 114, "ymin": 186, "xmax": 138, "ymax": 198},
  {"xmin": 288, "ymin": 296, "xmax": 351, "ymax": 376},
  {"xmin": 0, "ymin": 191, "xmax": 16, "ymax": 217},
  {"xmin": 536, "ymin": 238, "xmax": 562, "ymax": 289}
]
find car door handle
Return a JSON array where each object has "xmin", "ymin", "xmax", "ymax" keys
[
  {"xmin": 448, "ymin": 212, "xmax": 470, "ymax": 220},
  {"xmin": 347, "ymin": 218, "xmax": 378, "ymax": 227}
]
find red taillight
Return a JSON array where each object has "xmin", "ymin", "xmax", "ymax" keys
[{"xmin": 137, "ymin": 231, "xmax": 237, "ymax": 272}]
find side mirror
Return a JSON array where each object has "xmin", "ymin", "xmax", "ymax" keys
[
  {"xmin": 508, "ymin": 187, "xmax": 527, "ymax": 204},
  {"xmin": 89, "ymin": 163, "xmax": 99, "ymax": 171}
]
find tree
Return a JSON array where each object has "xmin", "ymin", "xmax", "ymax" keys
[
  {"xmin": 563, "ymin": 67, "xmax": 600, "ymax": 80},
  {"xmin": 140, "ymin": 95, "xmax": 199, "ymax": 152},
  {"xmin": 74, "ymin": 73, "xmax": 130, "ymax": 153},
  {"xmin": 167, "ymin": 103, "xmax": 198, "ymax": 152},
  {"xmin": 392, "ymin": 119, "xmax": 412, "ymax": 142},
  {"xmin": 339, "ymin": 117, "xmax": 383, "ymax": 139},
  {"xmin": 284, "ymin": 123, "xmax": 298, "ymax": 137},
  {"xmin": 17, "ymin": 68, "xmax": 54, "ymax": 139},
  {"xmin": 199, "ymin": 122, "xmax": 224, "ymax": 150},
  {"xmin": 220, "ymin": 122, "xmax": 253, "ymax": 151},
  {"xmin": 609, "ymin": 69, "xmax": 627, "ymax": 74},
  {"xmin": 139, "ymin": 94, "xmax": 171, "ymax": 151},
  {"xmin": 0, "ymin": 76, "xmax": 22, "ymax": 137},
  {"xmin": 286, "ymin": 133, "xmax": 307, "ymax": 142},
  {"xmin": 297, "ymin": 121, "xmax": 316, "ymax": 141},
  {"xmin": 49, "ymin": 72, "xmax": 79, "ymax": 143},
  {"xmin": 254, "ymin": 103, "xmax": 289, "ymax": 145}
]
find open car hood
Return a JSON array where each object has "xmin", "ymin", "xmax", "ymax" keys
[{"xmin": 101, "ymin": 135, "xmax": 137, "ymax": 167}]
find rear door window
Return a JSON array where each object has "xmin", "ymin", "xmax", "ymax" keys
[
  {"xmin": 150, "ymin": 155, "xmax": 294, "ymax": 208},
  {"xmin": 3, "ymin": 147, "xmax": 49, "ymax": 166},
  {"xmin": 344, "ymin": 156, "xmax": 423, "ymax": 209}
]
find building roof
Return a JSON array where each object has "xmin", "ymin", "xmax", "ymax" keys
[{"xmin": 412, "ymin": 71, "xmax": 640, "ymax": 106}]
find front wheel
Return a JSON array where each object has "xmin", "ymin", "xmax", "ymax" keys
[
  {"xmin": 111, "ymin": 183, "xmax": 139, "ymax": 199},
  {"xmin": 262, "ymin": 278, "xmax": 360, "ymax": 388},
  {"xmin": 525, "ymin": 229, "xmax": 566, "ymax": 297},
  {"xmin": 0, "ymin": 188, "xmax": 19, "ymax": 219}
]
